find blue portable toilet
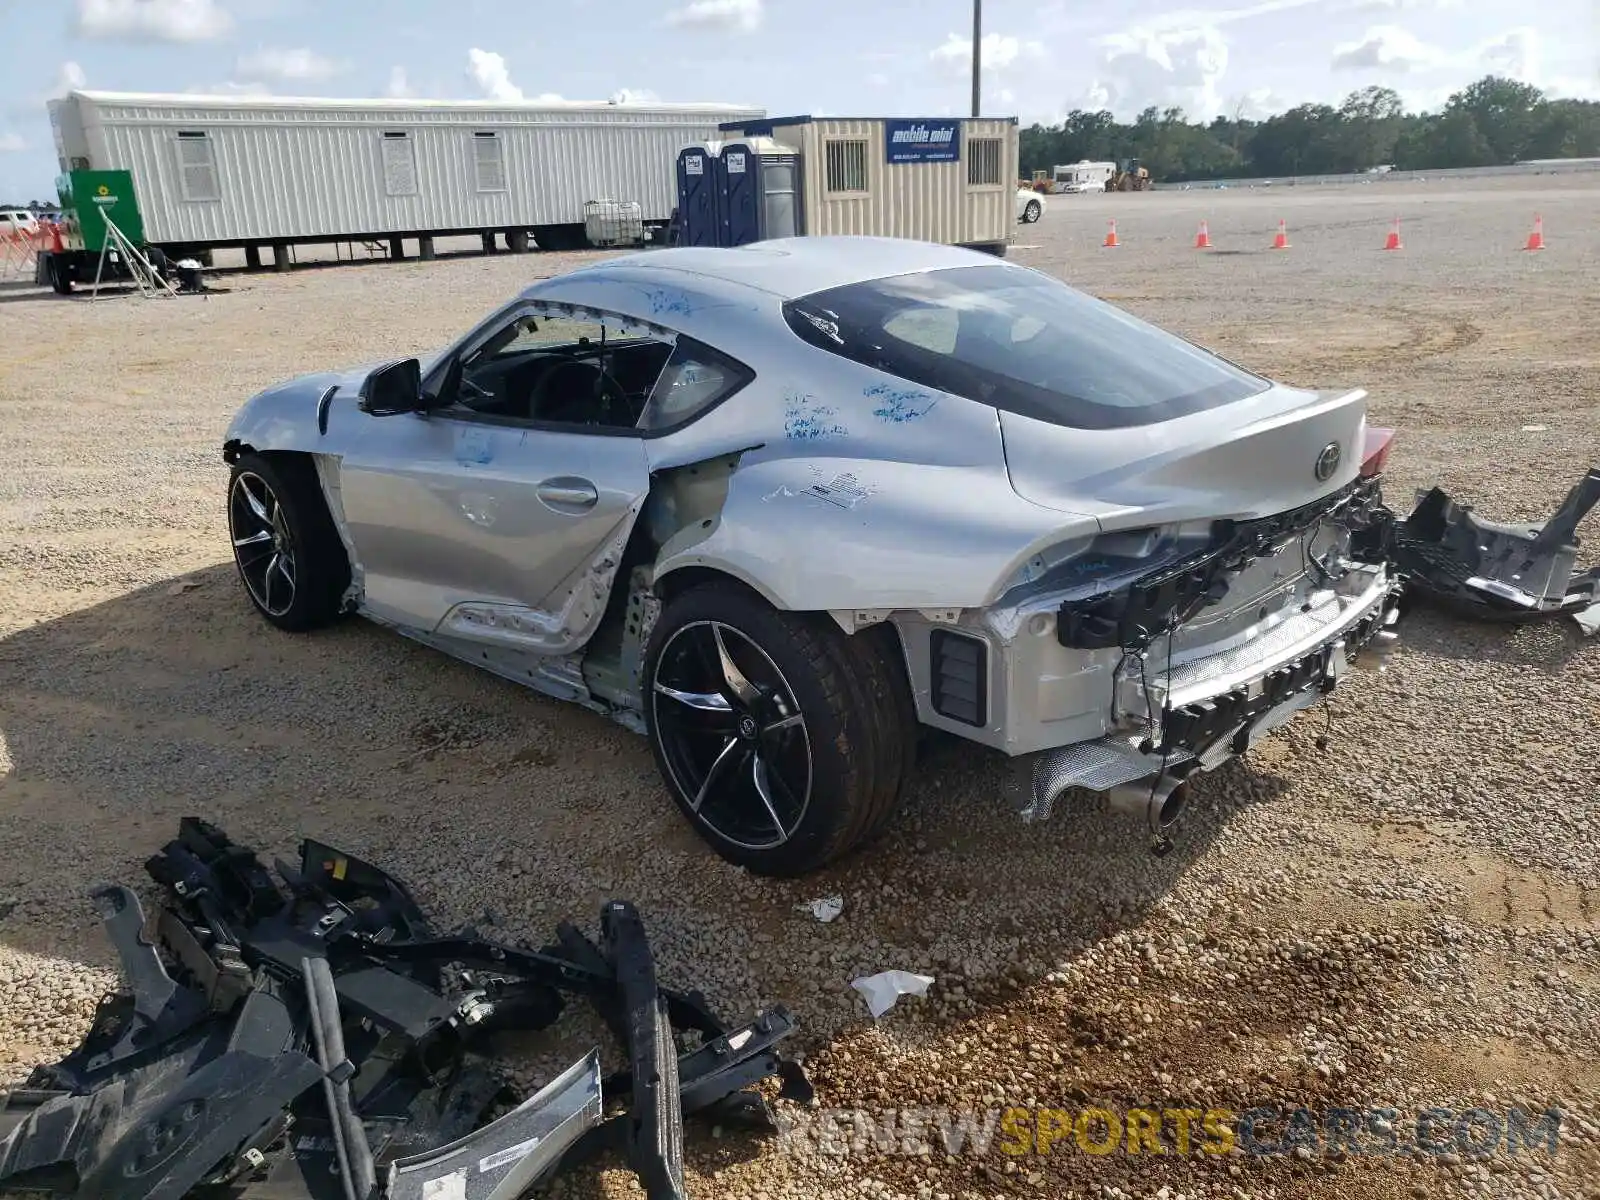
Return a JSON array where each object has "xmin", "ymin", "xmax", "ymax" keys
[
  {"xmin": 674, "ymin": 143, "xmax": 723, "ymax": 247},
  {"xmin": 719, "ymin": 138, "xmax": 803, "ymax": 246}
]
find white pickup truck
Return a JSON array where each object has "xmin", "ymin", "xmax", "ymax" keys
[{"xmin": 0, "ymin": 209, "xmax": 41, "ymax": 241}]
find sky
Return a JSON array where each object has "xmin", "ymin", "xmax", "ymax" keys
[{"xmin": 1, "ymin": 0, "xmax": 1597, "ymax": 199}]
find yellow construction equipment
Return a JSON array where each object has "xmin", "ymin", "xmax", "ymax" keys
[{"xmin": 1109, "ymin": 159, "xmax": 1153, "ymax": 192}]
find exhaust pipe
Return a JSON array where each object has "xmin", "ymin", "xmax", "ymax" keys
[{"xmin": 1106, "ymin": 772, "xmax": 1190, "ymax": 833}]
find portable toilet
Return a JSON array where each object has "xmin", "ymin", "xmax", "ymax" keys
[
  {"xmin": 673, "ymin": 142, "xmax": 723, "ymax": 247},
  {"xmin": 718, "ymin": 138, "xmax": 803, "ymax": 246}
]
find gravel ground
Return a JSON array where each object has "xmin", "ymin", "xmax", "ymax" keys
[{"xmin": 1, "ymin": 176, "xmax": 1597, "ymax": 1199}]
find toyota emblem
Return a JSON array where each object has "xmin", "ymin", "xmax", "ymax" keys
[{"xmin": 1314, "ymin": 442, "xmax": 1341, "ymax": 482}]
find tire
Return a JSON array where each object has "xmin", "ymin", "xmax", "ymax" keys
[
  {"xmin": 47, "ymin": 255, "xmax": 73, "ymax": 295},
  {"xmin": 642, "ymin": 581, "xmax": 915, "ymax": 876},
  {"xmin": 1023, "ymin": 200, "xmax": 1041, "ymax": 223},
  {"xmin": 505, "ymin": 228, "xmax": 530, "ymax": 254},
  {"xmin": 226, "ymin": 452, "xmax": 351, "ymax": 632}
]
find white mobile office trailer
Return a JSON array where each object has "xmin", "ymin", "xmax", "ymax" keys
[
  {"xmin": 713, "ymin": 115, "xmax": 1019, "ymax": 254},
  {"xmin": 47, "ymin": 90, "xmax": 764, "ymax": 264}
]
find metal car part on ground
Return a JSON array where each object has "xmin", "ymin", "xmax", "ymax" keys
[
  {"xmin": 0, "ymin": 818, "xmax": 810, "ymax": 1200},
  {"xmin": 220, "ymin": 235, "xmax": 1418, "ymax": 877},
  {"xmin": 1389, "ymin": 466, "xmax": 1600, "ymax": 632}
]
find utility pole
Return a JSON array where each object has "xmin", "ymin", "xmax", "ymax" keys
[{"xmin": 970, "ymin": 0, "xmax": 982, "ymax": 118}]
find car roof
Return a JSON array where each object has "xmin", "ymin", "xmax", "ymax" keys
[{"xmin": 523, "ymin": 236, "xmax": 1016, "ymax": 306}]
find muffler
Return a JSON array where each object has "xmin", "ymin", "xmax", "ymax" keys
[{"xmin": 1106, "ymin": 772, "xmax": 1190, "ymax": 833}]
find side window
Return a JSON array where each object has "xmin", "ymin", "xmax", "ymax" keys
[
  {"xmin": 176, "ymin": 131, "xmax": 220, "ymax": 202},
  {"xmin": 638, "ymin": 338, "xmax": 754, "ymax": 431},
  {"xmin": 455, "ymin": 308, "xmax": 676, "ymax": 431}
]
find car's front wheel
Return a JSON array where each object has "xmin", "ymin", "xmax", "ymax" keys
[
  {"xmin": 643, "ymin": 580, "xmax": 913, "ymax": 876},
  {"xmin": 227, "ymin": 451, "xmax": 350, "ymax": 632},
  {"xmin": 1022, "ymin": 200, "xmax": 1041, "ymax": 223}
]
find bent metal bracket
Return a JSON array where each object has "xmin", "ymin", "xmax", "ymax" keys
[{"xmin": 0, "ymin": 819, "xmax": 811, "ymax": 1200}]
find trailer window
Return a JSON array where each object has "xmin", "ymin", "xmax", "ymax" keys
[
  {"xmin": 967, "ymin": 137, "xmax": 1002, "ymax": 187},
  {"xmin": 783, "ymin": 264, "xmax": 1272, "ymax": 431},
  {"xmin": 473, "ymin": 131, "xmax": 506, "ymax": 193},
  {"xmin": 824, "ymin": 139, "xmax": 868, "ymax": 194},
  {"xmin": 381, "ymin": 131, "xmax": 417, "ymax": 197},
  {"xmin": 175, "ymin": 131, "xmax": 219, "ymax": 202}
]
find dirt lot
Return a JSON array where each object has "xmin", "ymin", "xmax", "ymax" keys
[{"xmin": 2, "ymin": 176, "xmax": 1598, "ymax": 1199}]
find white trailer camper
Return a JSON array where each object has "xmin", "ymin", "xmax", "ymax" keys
[
  {"xmin": 47, "ymin": 90, "xmax": 764, "ymax": 266},
  {"xmin": 1051, "ymin": 161, "xmax": 1115, "ymax": 193}
]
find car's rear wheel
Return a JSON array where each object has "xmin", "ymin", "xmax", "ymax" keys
[
  {"xmin": 643, "ymin": 580, "xmax": 914, "ymax": 876},
  {"xmin": 227, "ymin": 451, "xmax": 350, "ymax": 632}
]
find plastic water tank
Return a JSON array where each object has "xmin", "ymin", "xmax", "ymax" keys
[{"xmin": 583, "ymin": 200, "xmax": 645, "ymax": 248}]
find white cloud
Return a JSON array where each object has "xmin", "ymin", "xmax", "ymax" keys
[
  {"xmin": 1331, "ymin": 24, "xmax": 1447, "ymax": 72},
  {"xmin": 1072, "ymin": 0, "xmax": 1321, "ymax": 36},
  {"xmin": 54, "ymin": 61, "xmax": 89, "ymax": 95},
  {"xmin": 187, "ymin": 80, "xmax": 274, "ymax": 96},
  {"xmin": 1084, "ymin": 24, "xmax": 1231, "ymax": 120},
  {"xmin": 1478, "ymin": 26, "xmax": 1539, "ymax": 80},
  {"xmin": 15, "ymin": 61, "xmax": 87, "ymax": 113},
  {"xmin": 74, "ymin": 0, "xmax": 232, "ymax": 41},
  {"xmin": 467, "ymin": 48, "xmax": 523, "ymax": 101},
  {"xmin": 1228, "ymin": 85, "xmax": 1289, "ymax": 119},
  {"xmin": 384, "ymin": 66, "xmax": 413, "ymax": 98},
  {"xmin": 236, "ymin": 47, "xmax": 346, "ymax": 82},
  {"xmin": 663, "ymin": 0, "xmax": 761, "ymax": 33},
  {"xmin": 1343, "ymin": 0, "xmax": 1461, "ymax": 10},
  {"xmin": 609, "ymin": 88, "xmax": 660, "ymax": 104},
  {"xmin": 930, "ymin": 32, "xmax": 1046, "ymax": 75},
  {"xmin": 0, "ymin": 132, "xmax": 28, "ymax": 153}
]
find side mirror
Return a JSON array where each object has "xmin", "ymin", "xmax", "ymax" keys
[{"xmin": 357, "ymin": 358, "xmax": 424, "ymax": 416}]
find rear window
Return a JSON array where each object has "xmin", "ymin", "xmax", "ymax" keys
[{"xmin": 782, "ymin": 263, "xmax": 1271, "ymax": 430}]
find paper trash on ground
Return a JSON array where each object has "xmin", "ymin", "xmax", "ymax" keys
[
  {"xmin": 851, "ymin": 970, "xmax": 935, "ymax": 1018},
  {"xmin": 797, "ymin": 895, "xmax": 844, "ymax": 923}
]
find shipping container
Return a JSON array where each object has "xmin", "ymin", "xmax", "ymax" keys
[
  {"xmin": 46, "ymin": 90, "xmax": 764, "ymax": 262},
  {"xmin": 711, "ymin": 115, "xmax": 1019, "ymax": 254}
]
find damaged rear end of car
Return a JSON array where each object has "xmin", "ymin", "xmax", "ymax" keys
[{"xmin": 788, "ymin": 259, "xmax": 1407, "ymax": 837}]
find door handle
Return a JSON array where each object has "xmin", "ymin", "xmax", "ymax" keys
[{"xmin": 536, "ymin": 478, "xmax": 599, "ymax": 511}]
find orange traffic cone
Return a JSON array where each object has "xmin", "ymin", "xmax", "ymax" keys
[
  {"xmin": 1194, "ymin": 220, "xmax": 1212, "ymax": 249},
  {"xmin": 1103, "ymin": 219, "xmax": 1120, "ymax": 248},
  {"xmin": 1383, "ymin": 217, "xmax": 1402, "ymax": 251},
  {"xmin": 1524, "ymin": 213, "xmax": 1545, "ymax": 251},
  {"xmin": 1271, "ymin": 218, "xmax": 1290, "ymax": 250}
]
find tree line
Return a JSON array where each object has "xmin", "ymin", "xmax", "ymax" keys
[{"xmin": 1020, "ymin": 76, "xmax": 1600, "ymax": 182}]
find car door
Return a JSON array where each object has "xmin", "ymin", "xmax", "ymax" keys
[{"xmin": 334, "ymin": 304, "xmax": 661, "ymax": 654}]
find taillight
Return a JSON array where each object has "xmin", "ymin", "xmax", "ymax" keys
[{"xmin": 1360, "ymin": 426, "xmax": 1396, "ymax": 477}]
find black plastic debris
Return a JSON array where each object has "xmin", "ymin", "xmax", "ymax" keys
[
  {"xmin": 1391, "ymin": 467, "xmax": 1600, "ymax": 631},
  {"xmin": 0, "ymin": 819, "xmax": 810, "ymax": 1199}
]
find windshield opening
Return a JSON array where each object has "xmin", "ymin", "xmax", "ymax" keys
[{"xmin": 782, "ymin": 264, "xmax": 1271, "ymax": 430}]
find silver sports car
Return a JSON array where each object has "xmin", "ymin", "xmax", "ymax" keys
[{"xmin": 223, "ymin": 236, "xmax": 1402, "ymax": 876}]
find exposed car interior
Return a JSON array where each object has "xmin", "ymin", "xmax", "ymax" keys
[{"xmin": 453, "ymin": 313, "xmax": 675, "ymax": 429}]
